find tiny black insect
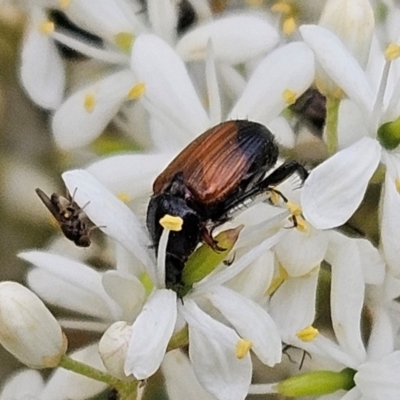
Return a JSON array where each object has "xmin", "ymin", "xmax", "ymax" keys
[
  {"xmin": 36, "ymin": 188, "xmax": 93, "ymax": 247},
  {"xmin": 147, "ymin": 120, "xmax": 308, "ymax": 290}
]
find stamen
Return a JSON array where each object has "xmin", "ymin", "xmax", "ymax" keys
[
  {"xmin": 159, "ymin": 215, "xmax": 183, "ymax": 231},
  {"xmin": 59, "ymin": 0, "xmax": 71, "ymax": 9},
  {"xmin": 385, "ymin": 43, "xmax": 400, "ymax": 61},
  {"xmin": 266, "ymin": 264, "xmax": 289, "ymax": 295},
  {"xmin": 39, "ymin": 21, "xmax": 54, "ymax": 35},
  {"xmin": 236, "ymin": 338, "xmax": 252, "ymax": 359},
  {"xmin": 283, "ymin": 89, "xmax": 297, "ymax": 105},
  {"xmin": 283, "ymin": 16, "xmax": 296, "ymax": 35},
  {"xmin": 83, "ymin": 93, "xmax": 96, "ymax": 113},
  {"xmin": 128, "ymin": 83, "xmax": 146, "ymax": 100},
  {"xmin": 117, "ymin": 192, "xmax": 131, "ymax": 203},
  {"xmin": 395, "ymin": 178, "xmax": 400, "ymax": 194},
  {"xmin": 287, "ymin": 201, "xmax": 302, "ymax": 216},
  {"xmin": 294, "ymin": 215, "xmax": 309, "ymax": 232},
  {"xmin": 115, "ymin": 32, "xmax": 134, "ymax": 52},
  {"xmin": 271, "ymin": 1, "xmax": 292, "ymax": 14},
  {"xmin": 296, "ymin": 325, "xmax": 319, "ymax": 342}
]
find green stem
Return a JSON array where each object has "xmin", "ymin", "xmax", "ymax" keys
[
  {"xmin": 325, "ymin": 96, "xmax": 341, "ymax": 155},
  {"xmin": 59, "ymin": 355, "xmax": 138, "ymax": 399},
  {"xmin": 167, "ymin": 325, "xmax": 189, "ymax": 352}
]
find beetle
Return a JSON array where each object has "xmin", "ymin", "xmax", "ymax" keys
[
  {"xmin": 146, "ymin": 120, "xmax": 308, "ymax": 289},
  {"xmin": 35, "ymin": 188, "xmax": 93, "ymax": 247}
]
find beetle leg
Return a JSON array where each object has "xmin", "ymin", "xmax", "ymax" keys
[{"xmin": 201, "ymin": 228, "xmax": 226, "ymax": 252}]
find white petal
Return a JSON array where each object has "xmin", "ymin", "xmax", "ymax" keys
[
  {"xmin": 41, "ymin": 344, "xmax": 107, "ymax": 400},
  {"xmin": 269, "ymin": 269, "xmax": 318, "ymax": 342},
  {"xmin": 226, "ymin": 250, "xmax": 274, "ymax": 303},
  {"xmin": 20, "ymin": 9, "xmax": 64, "ymax": 109},
  {"xmin": 131, "ymin": 34, "xmax": 209, "ymax": 142},
  {"xmin": 147, "ymin": 0, "xmax": 177, "ymax": 45},
  {"xmin": 21, "ymin": 251, "xmax": 117, "ymax": 320},
  {"xmin": 62, "ymin": 170, "xmax": 155, "ymax": 279},
  {"xmin": 207, "ymin": 286, "xmax": 281, "ymax": 366},
  {"xmin": 102, "ymin": 271, "xmax": 145, "ymax": 322},
  {"xmin": 301, "ymin": 137, "xmax": 381, "ymax": 229},
  {"xmin": 52, "ymin": 70, "xmax": 136, "ymax": 150},
  {"xmin": 206, "ymin": 40, "xmax": 222, "ymax": 125},
  {"xmin": 274, "ymin": 228, "xmax": 329, "ymax": 277},
  {"xmin": 0, "ymin": 370, "xmax": 43, "ymax": 399},
  {"xmin": 85, "ymin": 153, "xmax": 173, "ymax": 198},
  {"xmin": 162, "ymin": 350, "xmax": 218, "ymax": 400},
  {"xmin": 198, "ymin": 230, "xmax": 286, "ymax": 290},
  {"xmin": 176, "ymin": 14, "xmax": 279, "ymax": 64},
  {"xmin": 355, "ymin": 238, "xmax": 385, "ymax": 284},
  {"xmin": 381, "ymin": 172, "xmax": 400, "ymax": 278},
  {"xmin": 64, "ymin": 0, "xmax": 144, "ymax": 43},
  {"xmin": 125, "ymin": 289, "xmax": 177, "ymax": 379},
  {"xmin": 300, "ymin": 25, "xmax": 374, "ymax": 113},
  {"xmin": 181, "ymin": 300, "xmax": 252, "ymax": 400},
  {"xmin": 230, "ymin": 42, "xmax": 314, "ymax": 123},
  {"xmin": 355, "ymin": 351, "xmax": 400, "ymax": 400},
  {"xmin": 326, "ymin": 231, "xmax": 366, "ymax": 363}
]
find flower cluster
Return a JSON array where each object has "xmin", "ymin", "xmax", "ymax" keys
[{"xmin": 2, "ymin": 0, "xmax": 400, "ymax": 400}]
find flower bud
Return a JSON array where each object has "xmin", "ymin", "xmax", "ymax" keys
[
  {"xmin": 0, "ymin": 282, "xmax": 67, "ymax": 368},
  {"xmin": 99, "ymin": 321, "xmax": 132, "ymax": 380}
]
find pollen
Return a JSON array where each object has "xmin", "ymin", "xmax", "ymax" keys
[
  {"xmin": 296, "ymin": 325, "xmax": 319, "ymax": 342},
  {"xmin": 59, "ymin": 0, "xmax": 71, "ymax": 9},
  {"xmin": 287, "ymin": 201, "xmax": 302, "ymax": 216},
  {"xmin": 236, "ymin": 339, "xmax": 252, "ymax": 359},
  {"xmin": 266, "ymin": 264, "xmax": 289, "ymax": 295},
  {"xmin": 269, "ymin": 190, "xmax": 281, "ymax": 205},
  {"xmin": 283, "ymin": 16, "xmax": 296, "ymax": 35},
  {"xmin": 39, "ymin": 21, "xmax": 54, "ymax": 35},
  {"xmin": 283, "ymin": 89, "xmax": 297, "ymax": 105},
  {"xmin": 385, "ymin": 43, "xmax": 400, "ymax": 61},
  {"xmin": 294, "ymin": 215, "xmax": 309, "ymax": 232},
  {"xmin": 117, "ymin": 192, "xmax": 131, "ymax": 203},
  {"xmin": 159, "ymin": 215, "xmax": 183, "ymax": 231},
  {"xmin": 128, "ymin": 83, "xmax": 146, "ymax": 100},
  {"xmin": 115, "ymin": 32, "xmax": 134, "ymax": 52},
  {"xmin": 246, "ymin": 0, "xmax": 264, "ymax": 6},
  {"xmin": 395, "ymin": 178, "xmax": 400, "ymax": 193},
  {"xmin": 271, "ymin": 1, "xmax": 292, "ymax": 14},
  {"xmin": 83, "ymin": 93, "xmax": 96, "ymax": 113}
]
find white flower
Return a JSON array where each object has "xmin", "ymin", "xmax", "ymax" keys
[
  {"xmin": 0, "ymin": 281, "xmax": 67, "ymax": 369},
  {"xmin": 299, "ymin": 24, "xmax": 400, "ymax": 277},
  {"xmin": 58, "ymin": 168, "xmax": 283, "ymax": 400}
]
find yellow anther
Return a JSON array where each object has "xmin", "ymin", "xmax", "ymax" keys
[
  {"xmin": 269, "ymin": 190, "xmax": 281, "ymax": 205},
  {"xmin": 236, "ymin": 339, "xmax": 252, "ymax": 359},
  {"xmin": 283, "ymin": 89, "xmax": 297, "ymax": 105},
  {"xmin": 115, "ymin": 32, "xmax": 134, "ymax": 52},
  {"xmin": 287, "ymin": 201, "xmax": 302, "ymax": 216},
  {"xmin": 271, "ymin": 1, "xmax": 292, "ymax": 14},
  {"xmin": 294, "ymin": 215, "xmax": 309, "ymax": 232},
  {"xmin": 283, "ymin": 16, "xmax": 296, "ymax": 36},
  {"xmin": 39, "ymin": 21, "xmax": 54, "ymax": 35},
  {"xmin": 159, "ymin": 215, "xmax": 183, "ymax": 231},
  {"xmin": 246, "ymin": 0, "xmax": 264, "ymax": 6},
  {"xmin": 385, "ymin": 43, "xmax": 400, "ymax": 61},
  {"xmin": 296, "ymin": 325, "xmax": 319, "ymax": 342},
  {"xmin": 59, "ymin": 0, "xmax": 71, "ymax": 9},
  {"xmin": 117, "ymin": 192, "xmax": 131, "ymax": 203},
  {"xmin": 396, "ymin": 178, "xmax": 400, "ymax": 194},
  {"xmin": 127, "ymin": 83, "xmax": 146, "ymax": 100},
  {"xmin": 83, "ymin": 93, "xmax": 96, "ymax": 113}
]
